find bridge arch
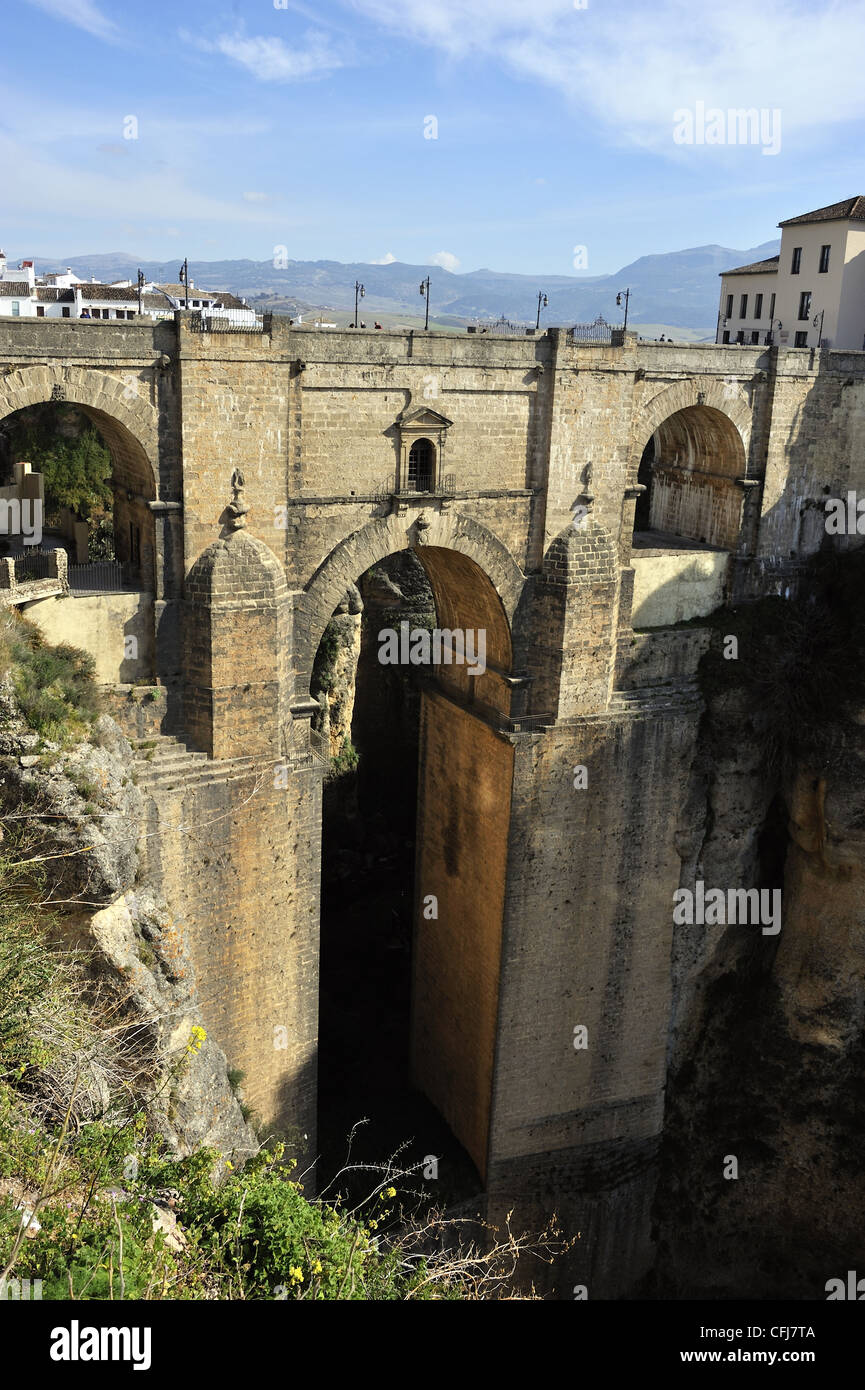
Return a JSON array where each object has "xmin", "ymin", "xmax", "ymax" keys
[
  {"xmin": 631, "ymin": 380, "xmax": 751, "ymax": 549},
  {"xmin": 296, "ymin": 509, "xmax": 526, "ymax": 702},
  {"xmin": 308, "ymin": 510, "xmax": 527, "ymax": 1183},
  {"xmin": 0, "ymin": 363, "xmax": 160, "ymax": 497},
  {"xmin": 0, "ymin": 363, "xmax": 161, "ymax": 593}
]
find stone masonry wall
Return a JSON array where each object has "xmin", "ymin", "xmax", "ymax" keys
[{"xmin": 138, "ymin": 760, "xmax": 323, "ymax": 1146}]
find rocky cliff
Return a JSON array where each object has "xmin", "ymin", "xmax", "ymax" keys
[
  {"xmin": 651, "ymin": 550, "xmax": 865, "ymax": 1297},
  {"xmin": 0, "ymin": 661, "xmax": 254, "ymax": 1163}
]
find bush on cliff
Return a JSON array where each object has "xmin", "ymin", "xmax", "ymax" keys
[{"xmin": 0, "ymin": 610, "xmax": 101, "ymax": 743}]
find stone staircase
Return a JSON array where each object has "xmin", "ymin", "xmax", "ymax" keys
[
  {"xmin": 608, "ymin": 683, "xmax": 703, "ymax": 717},
  {"xmin": 130, "ymin": 734, "xmax": 258, "ymax": 793}
]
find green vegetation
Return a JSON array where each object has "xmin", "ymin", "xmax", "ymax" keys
[
  {"xmin": 0, "ymin": 1083, "xmax": 462, "ymax": 1300},
  {"xmin": 311, "ymin": 618, "xmax": 345, "ymax": 695},
  {"xmin": 0, "ymin": 610, "xmax": 102, "ymax": 744},
  {"xmin": 0, "ymin": 832, "xmax": 550, "ymax": 1299},
  {"xmin": 329, "ymin": 736, "xmax": 359, "ymax": 780}
]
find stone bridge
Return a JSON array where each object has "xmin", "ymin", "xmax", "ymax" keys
[{"xmin": 2, "ymin": 315, "xmax": 864, "ymax": 1294}]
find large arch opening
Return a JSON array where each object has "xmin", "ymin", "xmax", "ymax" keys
[
  {"xmin": 633, "ymin": 403, "xmax": 746, "ymax": 551},
  {"xmin": 0, "ymin": 399, "xmax": 156, "ymax": 588},
  {"xmin": 313, "ymin": 540, "xmax": 514, "ymax": 1204},
  {"xmin": 0, "ymin": 399, "xmax": 157, "ymax": 681}
]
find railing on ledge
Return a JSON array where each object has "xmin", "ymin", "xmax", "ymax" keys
[
  {"xmin": 68, "ymin": 560, "xmax": 134, "ymax": 593},
  {"xmin": 186, "ymin": 309, "xmax": 267, "ymax": 333},
  {"xmin": 12, "ymin": 549, "xmax": 58, "ymax": 583},
  {"xmin": 469, "ymin": 317, "xmax": 534, "ymax": 336},
  {"xmin": 0, "ymin": 547, "xmax": 69, "ymax": 605},
  {"xmin": 373, "ymin": 474, "xmax": 457, "ymax": 503},
  {"xmin": 567, "ymin": 315, "xmax": 617, "ymax": 343}
]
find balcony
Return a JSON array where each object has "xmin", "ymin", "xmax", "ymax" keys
[{"xmin": 0, "ymin": 548, "xmax": 69, "ymax": 606}]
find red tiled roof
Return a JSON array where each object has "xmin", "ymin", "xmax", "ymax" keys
[{"xmin": 779, "ymin": 196, "xmax": 865, "ymax": 227}]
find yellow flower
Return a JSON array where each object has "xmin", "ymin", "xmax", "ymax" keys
[
  {"xmin": 312, "ymin": 1260, "xmax": 322, "ymax": 1275},
  {"xmin": 225, "ymin": 1160, "xmax": 234, "ymax": 1171},
  {"xmin": 185, "ymin": 1025, "xmax": 206, "ymax": 1055},
  {"xmin": 289, "ymin": 1265, "xmax": 304, "ymax": 1283},
  {"xmin": 387, "ymin": 1186, "xmax": 396, "ymax": 1198}
]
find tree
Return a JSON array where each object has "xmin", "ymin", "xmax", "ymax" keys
[{"xmin": 2, "ymin": 404, "xmax": 112, "ymax": 524}]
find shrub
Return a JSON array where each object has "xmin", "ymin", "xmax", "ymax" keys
[{"xmin": 0, "ymin": 612, "xmax": 101, "ymax": 743}]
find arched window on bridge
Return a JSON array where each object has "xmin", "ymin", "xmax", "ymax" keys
[{"xmin": 407, "ymin": 437, "xmax": 435, "ymax": 492}]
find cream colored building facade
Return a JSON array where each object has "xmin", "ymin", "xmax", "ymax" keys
[{"xmin": 717, "ymin": 196, "xmax": 865, "ymax": 350}]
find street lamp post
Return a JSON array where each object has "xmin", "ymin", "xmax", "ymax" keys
[
  {"xmin": 137, "ymin": 269, "xmax": 144, "ymax": 316},
  {"xmin": 354, "ymin": 280, "xmax": 365, "ymax": 328},
  {"xmin": 536, "ymin": 291, "xmax": 548, "ymax": 330},
  {"xmin": 616, "ymin": 288, "xmax": 631, "ymax": 331},
  {"xmin": 179, "ymin": 258, "xmax": 189, "ymax": 309},
  {"xmin": 419, "ymin": 276, "xmax": 430, "ymax": 330},
  {"xmin": 812, "ymin": 308, "xmax": 825, "ymax": 347}
]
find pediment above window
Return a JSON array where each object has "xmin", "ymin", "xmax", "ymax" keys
[{"xmin": 395, "ymin": 406, "xmax": 454, "ymax": 432}]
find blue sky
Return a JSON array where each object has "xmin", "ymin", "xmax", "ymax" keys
[{"xmin": 2, "ymin": 0, "xmax": 864, "ymax": 276}]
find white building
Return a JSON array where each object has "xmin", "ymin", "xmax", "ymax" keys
[
  {"xmin": 717, "ymin": 196, "xmax": 865, "ymax": 350},
  {"xmin": 156, "ymin": 281, "xmax": 256, "ymax": 324},
  {"xmin": 0, "ymin": 250, "xmax": 257, "ymax": 324}
]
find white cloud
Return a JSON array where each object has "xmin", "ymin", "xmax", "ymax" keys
[
  {"xmin": 369, "ymin": 251, "xmax": 396, "ymax": 263},
  {"xmin": 25, "ymin": 0, "xmax": 119, "ymax": 42},
  {"xmin": 0, "ymin": 132, "xmax": 278, "ymax": 235},
  {"xmin": 243, "ymin": 191, "xmax": 270, "ymax": 202},
  {"xmin": 348, "ymin": 0, "xmax": 865, "ymax": 146},
  {"xmin": 194, "ymin": 29, "xmax": 343, "ymax": 83},
  {"xmin": 430, "ymin": 251, "xmax": 460, "ymax": 272}
]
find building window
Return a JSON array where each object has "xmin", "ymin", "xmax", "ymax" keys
[
  {"xmin": 739, "ymin": 294, "xmax": 748, "ymax": 318},
  {"xmin": 407, "ymin": 438, "xmax": 434, "ymax": 491},
  {"xmin": 11, "ymin": 302, "xmax": 20, "ymax": 316},
  {"xmin": 769, "ymin": 292, "xmax": 776, "ymax": 322},
  {"xmin": 819, "ymin": 244, "xmax": 831, "ymax": 273},
  {"xmin": 754, "ymin": 293, "xmax": 763, "ymax": 319},
  {"xmin": 791, "ymin": 247, "xmax": 802, "ymax": 274},
  {"xmin": 751, "ymin": 330, "xmax": 760, "ymax": 344},
  {"xmin": 61, "ymin": 307, "xmax": 70, "ymax": 318},
  {"xmin": 36, "ymin": 305, "xmax": 45, "ymax": 317},
  {"xmin": 725, "ymin": 294, "xmax": 733, "ymax": 319},
  {"xmin": 798, "ymin": 291, "xmax": 812, "ymax": 320},
  {"xmin": 736, "ymin": 330, "xmax": 744, "ymax": 343},
  {"xmin": 722, "ymin": 330, "xmax": 730, "ymax": 344},
  {"xmin": 794, "ymin": 331, "xmax": 808, "ymax": 347}
]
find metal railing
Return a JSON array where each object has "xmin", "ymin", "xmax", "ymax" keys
[
  {"xmin": 187, "ymin": 308, "xmax": 266, "ymax": 333},
  {"xmin": 12, "ymin": 549, "xmax": 57, "ymax": 582},
  {"xmin": 68, "ymin": 560, "xmax": 132, "ymax": 593},
  {"xmin": 568, "ymin": 315, "xmax": 614, "ymax": 342},
  {"xmin": 373, "ymin": 473, "xmax": 457, "ymax": 501},
  {"xmin": 471, "ymin": 317, "xmax": 533, "ymax": 336}
]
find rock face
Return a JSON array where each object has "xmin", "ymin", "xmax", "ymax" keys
[
  {"xmin": 0, "ymin": 708, "xmax": 255, "ymax": 1164},
  {"xmin": 90, "ymin": 889, "xmax": 256, "ymax": 1161},
  {"xmin": 651, "ymin": 627, "xmax": 865, "ymax": 1299},
  {"xmin": 312, "ymin": 586, "xmax": 363, "ymax": 759}
]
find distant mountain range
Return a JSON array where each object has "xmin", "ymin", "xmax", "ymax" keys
[{"xmin": 28, "ymin": 240, "xmax": 781, "ymax": 334}]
